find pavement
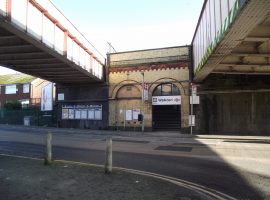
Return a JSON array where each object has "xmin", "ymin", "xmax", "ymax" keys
[
  {"xmin": 1, "ymin": 155, "xmax": 218, "ymax": 200},
  {"xmin": 0, "ymin": 124, "xmax": 269, "ymax": 178}
]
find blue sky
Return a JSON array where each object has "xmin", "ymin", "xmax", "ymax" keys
[
  {"xmin": 52, "ymin": 0, "xmax": 204, "ymax": 52},
  {"xmin": 0, "ymin": 0, "xmax": 204, "ymax": 74}
]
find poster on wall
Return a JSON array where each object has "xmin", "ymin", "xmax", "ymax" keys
[
  {"xmin": 125, "ymin": 110, "xmax": 132, "ymax": 121},
  {"xmin": 68, "ymin": 109, "xmax": 75, "ymax": 119},
  {"xmin": 61, "ymin": 105, "xmax": 102, "ymax": 120},
  {"xmin": 95, "ymin": 108, "xmax": 102, "ymax": 120},
  {"xmin": 62, "ymin": 109, "xmax": 69, "ymax": 119},
  {"xmin": 41, "ymin": 83, "xmax": 53, "ymax": 111},
  {"xmin": 81, "ymin": 109, "xmax": 87, "ymax": 119},
  {"xmin": 75, "ymin": 110, "xmax": 81, "ymax": 119},
  {"xmin": 132, "ymin": 109, "xmax": 140, "ymax": 120},
  {"xmin": 88, "ymin": 109, "xmax": 95, "ymax": 119}
]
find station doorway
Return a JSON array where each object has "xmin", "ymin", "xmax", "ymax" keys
[
  {"xmin": 152, "ymin": 105, "xmax": 181, "ymax": 131},
  {"xmin": 152, "ymin": 83, "xmax": 181, "ymax": 131}
]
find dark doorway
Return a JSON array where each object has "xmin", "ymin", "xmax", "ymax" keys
[{"xmin": 152, "ymin": 105, "xmax": 181, "ymax": 131}]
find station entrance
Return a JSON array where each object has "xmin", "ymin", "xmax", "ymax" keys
[
  {"xmin": 152, "ymin": 105, "xmax": 181, "ymax": 131},
  {"xmin": 152, "ymin": 83, "xmax": 181, "ymax": 131}
]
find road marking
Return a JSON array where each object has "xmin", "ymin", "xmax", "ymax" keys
[
  {"xmin": 0, "ymin": 153, "xmax": 235, "ymax": 200},
  {"xmin": 0, "ymin": 153, "xmax": 42, "ymax": 161},
  {"xmin": 120, "ymin": 168, "xmax": 236, "ymax": 200},
  {"xmin": 55, "ymin": 159, "xmax": 236, "ymax": 200}
]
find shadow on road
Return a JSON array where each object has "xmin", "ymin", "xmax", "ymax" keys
[{"xmin": 0, "ymin": 125, "xmax": 268, "ymax": 199}]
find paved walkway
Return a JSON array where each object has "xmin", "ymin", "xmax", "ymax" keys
[
  {"xmin": 0, "ymin": 124, "xmax": 269, "ymax": 178},
  {"xmin": 1, "ymin": 155, "xmax": 215, "ymax": 200}
]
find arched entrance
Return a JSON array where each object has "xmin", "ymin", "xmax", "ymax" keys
[{"xmin": 152, "ymin": 83, "xmax": 181, "ymax": 131}]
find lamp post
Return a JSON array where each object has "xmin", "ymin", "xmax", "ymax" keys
[
  {"xmin": 141, "ymin": 71, "xmax": 145, "ymax": 132},
  {"xmin": 190, "ymin": 90, "xmax": 193, "ymax": 135}
]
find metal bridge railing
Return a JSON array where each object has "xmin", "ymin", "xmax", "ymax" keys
[{"xmin": 0, "ymin": 0, "xmax": 104, "ymax": 79}]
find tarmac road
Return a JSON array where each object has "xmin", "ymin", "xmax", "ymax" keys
[{"xmin": 0, "ymin": 125, "xmax": 269, "ymax": 199}]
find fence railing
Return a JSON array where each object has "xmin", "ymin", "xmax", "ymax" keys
[
  {"xmin": 192, "ymin": 0, "xmax": 246, "ymax": 75},
  {"xmin": 0, "ymin": 0, "xmax": 104, "ymax": 79},
  {"xmin": 0, "ymin": 108, "xmax": 56, "ymax": 127}
]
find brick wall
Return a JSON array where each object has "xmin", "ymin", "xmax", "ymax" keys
[
  {"xmin": 0, "ymin": 84, "xmax": 30, "ymax": 108},
  {"xmin": 108, "ymin": 46, "xmax": 191, "ymax": 132}
]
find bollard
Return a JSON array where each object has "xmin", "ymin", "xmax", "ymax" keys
[
  {"xmin": 44, "ymin": 131, "xmax": 52, "ymax": 165},
  {"xmin": 105, "ymin": 136, "xmax": 112, "ymax": 174}
]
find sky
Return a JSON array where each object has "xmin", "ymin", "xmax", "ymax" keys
[{"xmin": 0, "ymin": 0, "xmax": 204, "ymax": 75}]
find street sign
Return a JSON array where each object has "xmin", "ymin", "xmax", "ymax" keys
[
  {"xmin": 191, "ymin": 84, "xmax": 197, "ymax": 95},
  {"xmin": 190, "ymin": 95, "xmax": 200, "ymax": 104},
  {"xmin": 142, "ymin": 83, "xmax": 149, "ymax": 101},
  {"xmin": 189, "ymin": 115, "xmax": 195, "ymax": 126},
  {"xmin": 152, "ymin": 96, "xmax": 181, "ymax": 105},
  {"xmin": 58, "ymin": 93, "xmax": 64, "ymax": 101}
]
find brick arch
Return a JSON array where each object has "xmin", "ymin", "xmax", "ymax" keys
[
  {"xmin": 110, "ymin": 79, "xmax": 142, "ymax": 99},
  {"xmin": 116, "ymin": 84, "xmax": 141, "ymax": 99}
]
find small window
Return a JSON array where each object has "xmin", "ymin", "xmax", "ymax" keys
[
  {"xmin": 23, "ymin": 84, "xmax": 30, "ymax": 93},
  {"xmin": 153, "ymin": 85, "xmax": 162, "ymax": 96},
  {"xmin": 5, "ymin": 85, "xmax": 16, "ymax": 94},
  {"xmin": 153, "ymin": 83, "xmax": 180, "ymax": 96},
  {"xmin": 162, "ymin": 84, "xmax": 172, "ymax": 96},
  {"xmin": 172, "ymin": 84, "xmax": 180, "ymax": 95}
]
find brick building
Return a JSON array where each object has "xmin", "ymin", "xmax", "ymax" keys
[
  {"xmin": 0, "ymin": 73, "xmax": 53, "ymax": 108},
  {"xmin": 108, "ymin": 46, "xmax": 191, "ymax": 132}
]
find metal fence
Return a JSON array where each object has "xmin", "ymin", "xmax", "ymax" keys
[{"xmin": 0, "ymin": 108, "xmax": 57, "ymax": 127}]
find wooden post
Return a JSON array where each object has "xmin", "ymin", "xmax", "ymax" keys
[
  {"xmin": 44, "ymin": 132, "xmax": 52, "ymax": 165},
  {"xmin": 105, "ymin": 136, "xmax": 112, "ymax": 174}
]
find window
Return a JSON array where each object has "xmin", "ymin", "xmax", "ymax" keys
[
  {"xmin": 172, "ymin": 84, "xmax": 179, "ymax": 95},
  {"xmin": 5, "ymin": 85, "xmax": 16, "ymax": 94},
  {"xmin": 162, "ymin": 84, "xmax": 172, "ymax": 96},
  {"xmin": 153, "ymin": 85, "xmax": 162, "ymax": 96},
  {"xmin": 153, "ymin": 83, "xmax": 180, "ymax": 96},
  {"xmin": 23, "ymin": 84, "xmax": 29, "ymax": 93}
]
